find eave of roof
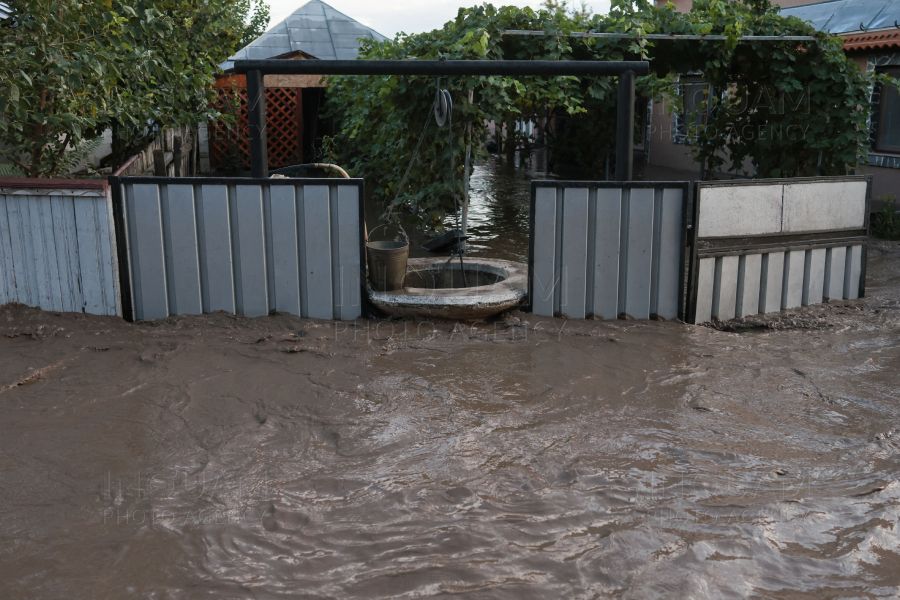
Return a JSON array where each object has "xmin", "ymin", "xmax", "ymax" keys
[{"xmin": 841, "ymin": 30, "xmax": 900, "ymax": 51}]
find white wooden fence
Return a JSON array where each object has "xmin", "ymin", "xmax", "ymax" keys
[
  {"xmin": 688, "ymin": 176, "xmax": 871, "ymax": 324},
  {"xmin": 0, "ymin": 181, "xmax": 121, "ymax": 315},
  {"xmin": 529, "ymin": 182, "xmax": 688, "ymax": 320},
  {"xmin": 110, "ymin": 177, "xmax": 364, "ymax": 321}
]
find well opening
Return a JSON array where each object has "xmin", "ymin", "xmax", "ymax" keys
[{"xmin": 404, "ymin": 265, "xmax": 506, "ymax": 290}]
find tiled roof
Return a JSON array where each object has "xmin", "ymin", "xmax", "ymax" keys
[
  {"xmin": 221, "ymin": 0, "xmax": 387, "ymax": 70},
  {"xmin": 842, "ymin": 30, "xmax": 900, "ymax": 51},
  {"xmin": 780, "ymin": 0, "xmax": 900, "ymax": 35},
  {"xmin": 0, "ymin": 2, "xmax": 12, "ymax": 20}
]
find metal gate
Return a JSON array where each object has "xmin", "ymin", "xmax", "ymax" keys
[
  {"xmin": 529, "ymin": 181, "xmax": 688, "ymax": 321},
  {"xmin": 686, "ymin": 176, "xmax": 871, "ymax": 324},
  {"xmin": 110, "ymin": 177, "xmax": 364, "ymax": 321}
]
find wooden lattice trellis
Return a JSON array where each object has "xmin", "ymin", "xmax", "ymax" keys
[{"xmin": 209, "ymin": 87, "xmax": 302, "ymax": 171}]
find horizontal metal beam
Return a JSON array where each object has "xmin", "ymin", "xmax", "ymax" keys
[
  {"xmin": 504, "ymin": 30, "xmax": 820, "ymax": 42},
  {"xmin": 232, "ymin": 59, "xmax": 650, "ymax": 76}
]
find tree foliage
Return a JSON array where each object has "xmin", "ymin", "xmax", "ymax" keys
[
  {"xmin": 238, "ymin": 0, "xmax": 271, "ymax": 49},
  {"xmin": 326, "ymin": 0, "xmax": 874, "ymax": 228},
  {"xmin": 0, "ymin": 0, "xmax": 255, "ymax": 177}
]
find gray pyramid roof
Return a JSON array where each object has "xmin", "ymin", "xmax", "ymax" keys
[{"xmin": 222, "ymin": 0, "xmax": 387, "ymax": 69}]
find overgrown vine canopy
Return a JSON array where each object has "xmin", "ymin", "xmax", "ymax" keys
[{"xmin": 326, "ymin": 0, "xmax": 873, "ymax": 228}]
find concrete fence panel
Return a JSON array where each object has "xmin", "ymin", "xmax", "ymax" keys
[
  {"xmin": 529, "ymin": 181, "xmax": 688, "ymax": 321},
  {"xmin": 688, "ymin": 176, "xmax": 871, "ymax": 324},
  {"xmin": 111, "ymin": 177, "xmax": 364, "ymax": 322},
  {"xmin": 0, "ymin": 181, "xmax": 120, "ymax": 316}
]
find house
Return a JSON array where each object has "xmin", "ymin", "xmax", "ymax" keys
[
  {"xmin": 645, "ymin": 0, "xmax": 900, "ymax": 203},
  {"xmin": 204, "ymin": 0, "xmax": 387, "ymax": 172}
]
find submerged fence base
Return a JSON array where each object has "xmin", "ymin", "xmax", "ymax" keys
[
  {"xmin": 111, "ymin": 177, "xmax": 364, "ymax": 322},
  {"xmin": 529, "ymin": 181, "xmax": 688, "ymax": 321},
  {"xmin": 688, "ymin": 176, "xmax": 870, "ymax": 324}
]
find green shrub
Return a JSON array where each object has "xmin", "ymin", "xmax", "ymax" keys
[{"xmin": 872, "ymin": 194, "xmax": 900, "ymax": 240}]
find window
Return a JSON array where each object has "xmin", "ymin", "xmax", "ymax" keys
[
  {"xmin": 875, "ymin": 67, "xmax": 900, "ymax": 154},
  {"xmin": 674, "ymin": 78, "xmax": 712, "ymax": 144}
]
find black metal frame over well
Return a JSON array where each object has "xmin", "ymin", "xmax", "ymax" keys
[{"xmin": 231, "ymin": 59, "xmax": 650, "ymax": 180}]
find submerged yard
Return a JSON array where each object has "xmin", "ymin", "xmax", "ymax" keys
[{"xmin": 0, "ymin": 237, "xmax": 899, "ymax": 598}]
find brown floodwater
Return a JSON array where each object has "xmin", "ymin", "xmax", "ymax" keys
[
  {"xmin": 368, "ymin": 158, "xmax": 537, "ymax": 263},
  {"xmin": 1, "ymin": 163, "xmax": 899, "ymax": 597}
]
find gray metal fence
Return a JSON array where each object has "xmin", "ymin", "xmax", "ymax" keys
[
  {"xmin": 111, "ymin": 177, "xmax": 364, "ymax": 321},
  {"xmin": 687, "ymin": 176, "xmax": 871, "ymax": 324},
  {"xmin": 529, "ymin": 181, "xmax": 688, "ymax": 320},
  {"xmin": 0, "ymin": 183, "xmax": 120, "ymax": 316}
]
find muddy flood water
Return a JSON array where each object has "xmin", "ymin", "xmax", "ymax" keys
[{"xmin": 2, "ymin": 163, "xmax": 900, "ymax": 597}]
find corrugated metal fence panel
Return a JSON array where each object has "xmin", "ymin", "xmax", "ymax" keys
[
  {"xmin": 689, "ymin": 176, "xmax": 871, "ymax": 324},
  {"xmin": 0, "ymin": 187, "xmax": 120, "ymax": 316},
  {"xmin": 530, "ymin": 182, "xmax": 687, "ymax": 321},
  {"xmin": 115, "ymin": 178, "xmax": 363, "ymax": 322}
]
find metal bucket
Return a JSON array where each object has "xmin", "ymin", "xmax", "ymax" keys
[{"xmin": 366, "ymin": 224, "xmax": 409, "ymax": 291}]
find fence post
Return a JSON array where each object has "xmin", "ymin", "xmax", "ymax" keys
[
  {"xmin": 153, "ymin": 149, "xmax": 166, "ymax": 177},
  {"xmin": 247, "ymin": 69, "xmax": 268, "ymax": 178},
  {"xmin": 615, "ymin": 69, "xmax": 635, "ymax": 181},
  {"xmin": 173, "ymin": 136, "xmax": 183, "ymax": 177}
]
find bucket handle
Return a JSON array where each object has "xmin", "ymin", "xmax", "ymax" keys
[{"xmin": 366, "ymin": 223, "xmax": 408, "ymax": 244}]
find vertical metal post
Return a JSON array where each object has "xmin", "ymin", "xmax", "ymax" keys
[
  {"xmin": 247, "ymin": 69, "xmax": 268, "ymax": 178},
  {"xmin": 615, "ymin": 69, "xmax": 635, "ymax": 181}
]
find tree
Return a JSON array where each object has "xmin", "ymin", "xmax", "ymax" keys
[
  {"xmin": 238, "ymin": 0, "xmax": 271, "ymax": 49},
  {"xmin": 326, "ymin": 0, "xmax": 874, "ymax": 227},
  {"xmin": 0, "ymin": 0, "xmax": 251, "ymax": 177}
]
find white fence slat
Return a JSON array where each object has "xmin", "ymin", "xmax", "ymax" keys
[
  {"xmin": 234, "ymin": 185, "xmax": 269, "ymax": 318},
  {"xmin": 163, "ymin": 184, "xmax": 202, "ymax": 315},
  {"xmin": 7, "ymin": 197, "xmax": 34, "ymax": 306},
  {"xmin": 591, "ymin": 189, "xmax": 621, "ymax": 320},
  {"xmin": 712, "ymin": 255, "xmax": 739, "ymax": 321},
  {"xmin": 824, "ymin": 246, "xmax": 846, "ymax": 301},
  {"xmin": 263, "ymin": 186, "xmax": 276, "ymax": 312},
  {"xmin": 337, "ymin": 185, "xmax": 361, "ymax": 320},
  {"xmin": 127, "ymin": 184, "xmax": 169, "ymax": 320},
  {"xmin": 532, "ymin": 187, "xmax": 558, "ymax": 317},
  {"xmin": 0, "ymin": 196, "xmax": 15, "ymax": 304},
  {"xmin": 74, "ymin": 197, "xmax": 107, "ymax": 316},
  {"xmin": 302, "ymin": 185, "xmax": 333, "ymax": 319},
  {"xmin": 28, "ymin": 197, "xmax": 53, "ymax": 309},
  {"xmin": 782, "ymin": 250, "xmax": 805, "ymax": 309},
  {"xmin": 624, "ymin": 188, "xmax": 655, "ymax": 319},
  {"xmin": 694, "ymin": 258, "xmax": 715, "ymax": 323},
  {"xmin": 735, "ymin": 253, "xmax": 762, "ymax": 318},
  {"xmin": 654, "ymin": 188, "xmax": 683, "ymax": 320},
  {"xmin": 39, "ymin": 197, "xmax": 63, "ymax": 310},
  {"xmin": 803, "ymin": 248, "xmax": 826, "ymax": 306},
  {"xmin": 196, "ymin": 185, "xmax": 235, "ymax": 313},
  {"xmin": 95, "ymin": 193, "xmax": 120, "ymax": 315},
  {"xmin": 559, "ymin": 188, "xmax": 589, "ymax": 319},
  {"xmin": 329, "ymin": 187, "xmax": 341, "ymax": 318},
  {"xmin": 50, "ymin": 197, "xmax": 82, "ymax": 312},
  {"xmin": 759, "ymin": 251, "xmax": 785, "ymax": 314},
  {"xmin": 40, "ymin": 197, "xmax": 64, "ymax": 311},
  {"xmin": 269, "ymin": 185, "xmax": 301, "ymax": 315},
  {"xmin": 844, "ymin": 245, "xmax": 862, "ymax": 299}
]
